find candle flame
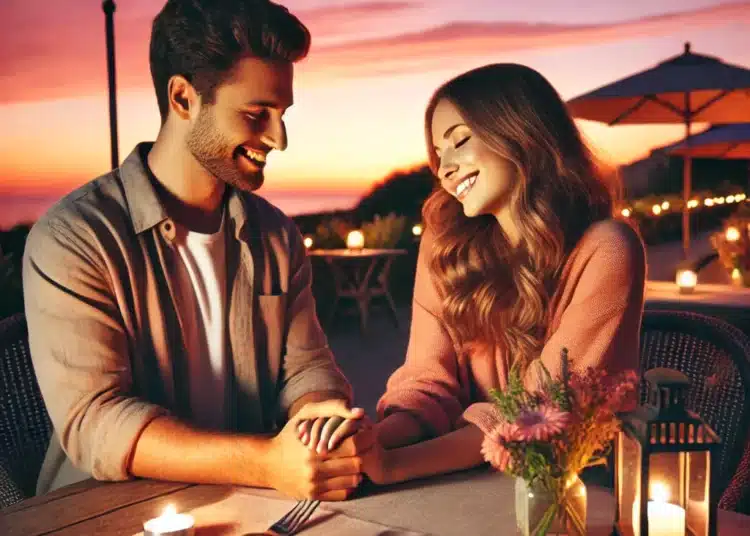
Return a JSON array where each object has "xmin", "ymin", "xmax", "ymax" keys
[
  {"xmin": 651, "ymin": 482, "xmax": 669, "ymax": 503},
  {"xmin": 163, "ymin": 504, "xmax": 177, "ymax": 517}
]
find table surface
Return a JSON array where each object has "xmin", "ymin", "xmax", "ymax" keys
[
  {"xmin": 307, "ymin": 248, "xmax": 408, "ymax": 258},
  {"xmin": 2, "ymin": 467, "xmax": 747, "ymax": 536},
  {"xmin": 645, "ymin": 280, "xmax": 750, "ymax": 309}
]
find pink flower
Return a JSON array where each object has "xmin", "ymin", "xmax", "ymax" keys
[
  {"xmin": 481, "ymin": 426, "xmax": 515, "ymax": 471},
  {"xmin": 514, "ymin": 405, "xmax": 570, "ymax": 442}
]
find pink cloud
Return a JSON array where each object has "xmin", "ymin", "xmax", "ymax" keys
[
  {"xmin": 0, "ymin": 0, "xmax": 747, "ymax": 103},
  {"xmin": 0, "ymin": 1, "xmax": 421, "ymax": 103},
  {"xmin": 301, "ymin": 1, "xmax": 750, "ymax": 78}
]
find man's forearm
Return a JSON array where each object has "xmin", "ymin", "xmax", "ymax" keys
[
  {"xmin": 386, "ymin": 424, "xmax": 485, "ymax": 484},
  {"xmin": 129, "ymin": 416, "xmax": 275, "ymax": 487}
]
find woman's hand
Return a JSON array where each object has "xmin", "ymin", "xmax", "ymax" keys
[
  {"xmin": 298, "ymin": 415, "xmax": 372, "ymax": 455},
  {"xmin": 360, "ymin": 433, "xmax": 393, "ymax": 485}
]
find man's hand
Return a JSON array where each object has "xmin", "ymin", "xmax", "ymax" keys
[{"xmin": 268, "ymin": 414, "xmax": 363, "ymax": 501}]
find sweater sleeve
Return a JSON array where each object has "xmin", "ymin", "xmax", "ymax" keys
[
  {"xmin": 463, "ymin": 220, "xmax": 646, "ymax": 434},
  {"xmin": 376, "ymin": 231, "xmax": 466, "ymax": 440}
]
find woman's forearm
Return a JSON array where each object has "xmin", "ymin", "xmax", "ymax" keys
[
  {"xmin": 385, "ymin": 424, "xmax": 485, "ymax": 484},
  {"xmin": 374, "ymin": 413, "xmax": 425, "ymax": 449}
]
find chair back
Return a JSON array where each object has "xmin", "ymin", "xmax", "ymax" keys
[
  {"xmin": 0, "ymin": 313, "xmax": 52, "ymax": 500},
  {"xmin": 640, "ymin": 310, "xmax": 750, "ymax": 511}
]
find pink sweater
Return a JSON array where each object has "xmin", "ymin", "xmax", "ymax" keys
[{"xmin": 376, "ymin": 219, "xmax": 646, "ymax": 438}]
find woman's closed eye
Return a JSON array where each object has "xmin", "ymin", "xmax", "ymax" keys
[{"xmin": 455, "ymin": 136, "xmax": 470, "ymax": 149}]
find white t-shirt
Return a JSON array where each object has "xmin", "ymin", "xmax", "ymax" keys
[{"xmin": 172, "ymin": 214, "xmax": 227, "ymax": 429}]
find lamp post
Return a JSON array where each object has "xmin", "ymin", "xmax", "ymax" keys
[{"xmin": 103, "ymin": 1, "xmax": 119, "ymax": 170}]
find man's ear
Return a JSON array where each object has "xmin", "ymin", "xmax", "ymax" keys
[{"xmin": 167, "ymin": 75, "xmax": 199, "ymax": 120}]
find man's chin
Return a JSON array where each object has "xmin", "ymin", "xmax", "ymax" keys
[{"xmin": 227, "ymin": 173, "xmax": 264, "ymax": 193}]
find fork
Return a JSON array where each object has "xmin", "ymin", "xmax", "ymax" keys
[{"xmin": 265, "ymin": 499, "xmax": 321, "ymax": 535}]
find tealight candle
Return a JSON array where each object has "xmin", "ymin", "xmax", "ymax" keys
[
  {"xmin": 675, "ymin": 269, "xmax": 697, "ymax": 294},
  {"xmin": 346, "ymin": 230, "xmax": 365, "ymax": 250},
  {"xmin": 632, "ymin": 483, "xmax": 686, "ymax": 536},
  {"xmin": 143, "ymin": 505, "xmax": 195, "ymax": 536}
]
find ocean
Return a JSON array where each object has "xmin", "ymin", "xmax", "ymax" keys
[{"xmin": 0, "ymin": 190, "xmax": 362, "ymax": 230}]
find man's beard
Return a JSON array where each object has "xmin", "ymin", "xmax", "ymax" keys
[{"xmin": 185, "ymin": 107, "xmax": 264, "ymax": 192}]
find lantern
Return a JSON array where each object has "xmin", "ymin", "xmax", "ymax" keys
[{"xmin": 614, "ymin": 368, "xmax": 720, "ymax": 536}]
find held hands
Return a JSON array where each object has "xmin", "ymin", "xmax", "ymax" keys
[
  {"xmin": 296, "ymin": 408, "xmax": 393, "ymax": 488},
  {"xmin": 269, "ymin": 400, "xmax": 369, "ymax": 501}
]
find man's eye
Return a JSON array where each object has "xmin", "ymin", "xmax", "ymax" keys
[
  {"xmin": 455, "ymin": 136, "xmax": 470, "ymax": 148},
  {"xmin": 244, "ymin": 109, "xmax": 268, "ymax": 122}
]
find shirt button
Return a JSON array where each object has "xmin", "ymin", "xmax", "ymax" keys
[{"xmin": 161, "ymin": 220, "xmax": 176, "ymax": 240}]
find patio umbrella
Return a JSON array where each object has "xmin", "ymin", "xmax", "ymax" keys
[
  {"xmin": 661, "ymin": 123, "xmax": 750, "ymax": 159},
  {"xmin": 567, "ymin": 42, "xmax": 750, "ymax": 256}
]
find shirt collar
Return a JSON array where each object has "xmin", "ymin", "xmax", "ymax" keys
[{"xmin": 119, "ymin": 142, "xmax": 249, "ymax": 240}]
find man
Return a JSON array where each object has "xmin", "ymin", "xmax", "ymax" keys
[{"xmin": 23, "ymin": 0, "xmax": 368, "ymax": 500}]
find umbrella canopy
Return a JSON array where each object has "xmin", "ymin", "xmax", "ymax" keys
[
  {"xmin": 567, "ymin": 43, "xmax": 750, "ymax": 257},
  {"xmin": 567, "ymin": 43, "xmax": 750, "ymax": 125},
  {"xmin": 661, "ymin": 123, "xmax": 750, "ymax": 159}
]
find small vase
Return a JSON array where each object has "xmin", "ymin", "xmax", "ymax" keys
[{"xmin": 515, "ymin": 475, "xmax": 587, "ymax": 536}]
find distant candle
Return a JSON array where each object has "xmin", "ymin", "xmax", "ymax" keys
[
  {"xmin": 346, "ymin": 230, "xmax": 365, "ymax": 250},
  {"xmin": 726, "ymin": 226, "xmax": 740, "ymax": 242},
  {"xmin": 675, "ymin": 269, "xmax": 697, "ymax": 294},
  {"xmin": 143, "ymin": 504, "xmax": 195, "ymax": 536},
  {"xmin": 303, "ymin": 236, "xmax": 314, "ymax": 249}
]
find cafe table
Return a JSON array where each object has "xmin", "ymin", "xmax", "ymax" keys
[
  {"xmin": 2, "ymin": 466, "xmax": 748, "ymax": 535},
  {"xmin": 645, "ymin": 280, "xmax": 750, "ymax": 334},
  {"xmin": 307, "ymin": 248, "xmax": 408, "ymax": 334}
]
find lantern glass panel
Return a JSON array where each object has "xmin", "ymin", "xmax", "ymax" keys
[
  {"xmin": 618, "ymin": 431, "xmax": 641, "ymax": 536},
  {"xmin": 686, "ymin": 450, "xmax": 711, "ymax": 536}
]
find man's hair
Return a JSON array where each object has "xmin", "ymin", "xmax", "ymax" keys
[{"xmin": 150, "ymin": 0, "xmax": 311, "ymax": 122}]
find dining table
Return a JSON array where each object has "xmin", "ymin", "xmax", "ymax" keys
[
  {"xmin": 307, "ymin": 248, "xmax": 408, "ymax": 334},
  {"xmin": 2, "ymin": 466, "xmax": 748, "ymax": 536},
  {"xmin": 645, "ymin": 280, "xmax": 750, "ymax": 334}
]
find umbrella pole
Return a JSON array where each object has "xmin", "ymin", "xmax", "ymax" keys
[
  {"xmin": 682, "ymin": 100, "xmax": 692, "ymax": 259},
  {"xmin": 103, "ymin": 1, "xmax": 119, "ymax": 170}
]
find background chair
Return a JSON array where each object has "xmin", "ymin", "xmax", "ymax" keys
[
  {"xmin": 640, "ymin": 309, "xmax": 750, "ymax": 513},
  {"xmin": 0, "ymin": 313, "xmax": 52, "ymax": 508}
]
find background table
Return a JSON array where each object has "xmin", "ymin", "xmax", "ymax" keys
[
  {"xmin": 645, "ymin": 280, "xmax": 750, "ymax": 334},
  {"xmin": 308, "ymin": 248, "xmax": 408, "ymax": 334},
  {"xmin": 2, "ymin": 467, "xmax": 747, "ymax": 536}
]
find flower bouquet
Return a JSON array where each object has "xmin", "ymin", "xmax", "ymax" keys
[
  {"xmin": 481, "ymin": 348, "xmax": 638, "ymax": 536},
  {"xmin": 710, "ymin": 205, "xmax": 750, "ymax": 287}
]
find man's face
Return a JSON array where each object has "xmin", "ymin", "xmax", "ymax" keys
[{"xmin": 185, "ymin": 57, "xmax": 294, "ymax": 192}]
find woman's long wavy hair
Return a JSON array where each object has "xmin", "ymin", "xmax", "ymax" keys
[{"xmin": 423, "ymin": 63, "xmax": 615, "ymax": 373}]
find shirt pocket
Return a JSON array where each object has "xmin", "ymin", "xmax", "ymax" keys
[{"xmin": 256, "ymin": 293, "xmax": 288, "ymax": 379}]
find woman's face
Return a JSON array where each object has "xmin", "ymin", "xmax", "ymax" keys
[{"xmin": 430, "ymin": 99, "xmax": 518, "ymax": 219}]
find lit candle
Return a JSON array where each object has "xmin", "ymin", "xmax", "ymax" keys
[
  {"xmin": 303, "ymin": 236, "xmax": 314, "ymax": 249},
  {"xmin": 675, "ymin": 269, "xmax": 697, "ymax": 294},
  {"xmin": 143, "ymin": 504, "xmax": 195, "ymax": 536},
  {"xmin": 346, "ymin": 230, "xmax": 365, "ymax": 250},
  {"xmin": 725, "ymin": 226, "xmax": 740, "ymax": 242},
  {"xmin": 412, "ymin": 223, "xmax": 423, "ymax": 237},
  {"xmin": 632, "ymin": 483, "xmax": 686, "ymax": 536}
]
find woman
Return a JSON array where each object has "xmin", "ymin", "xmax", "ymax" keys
[{"xmin": 301, "ymin": 63, "xmax": 646, "ymax": 486}]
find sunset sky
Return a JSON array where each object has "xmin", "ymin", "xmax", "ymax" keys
[{"xmin": 1, "ymin": 0, "xmax": 749, "ymax": 205}]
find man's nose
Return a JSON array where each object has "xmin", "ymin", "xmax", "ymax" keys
[{"xmin": 261, "ymin": 119, "xmax": 287, "ymax": 151}]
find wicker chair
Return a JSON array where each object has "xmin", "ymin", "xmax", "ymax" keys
[
  {"xmin": 0, "ymin": 313, "xmax": 53, "ymax": 508},
  {"xmin": 640, "ymin": 310, "xmax": 750, "ymax": 514}
]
